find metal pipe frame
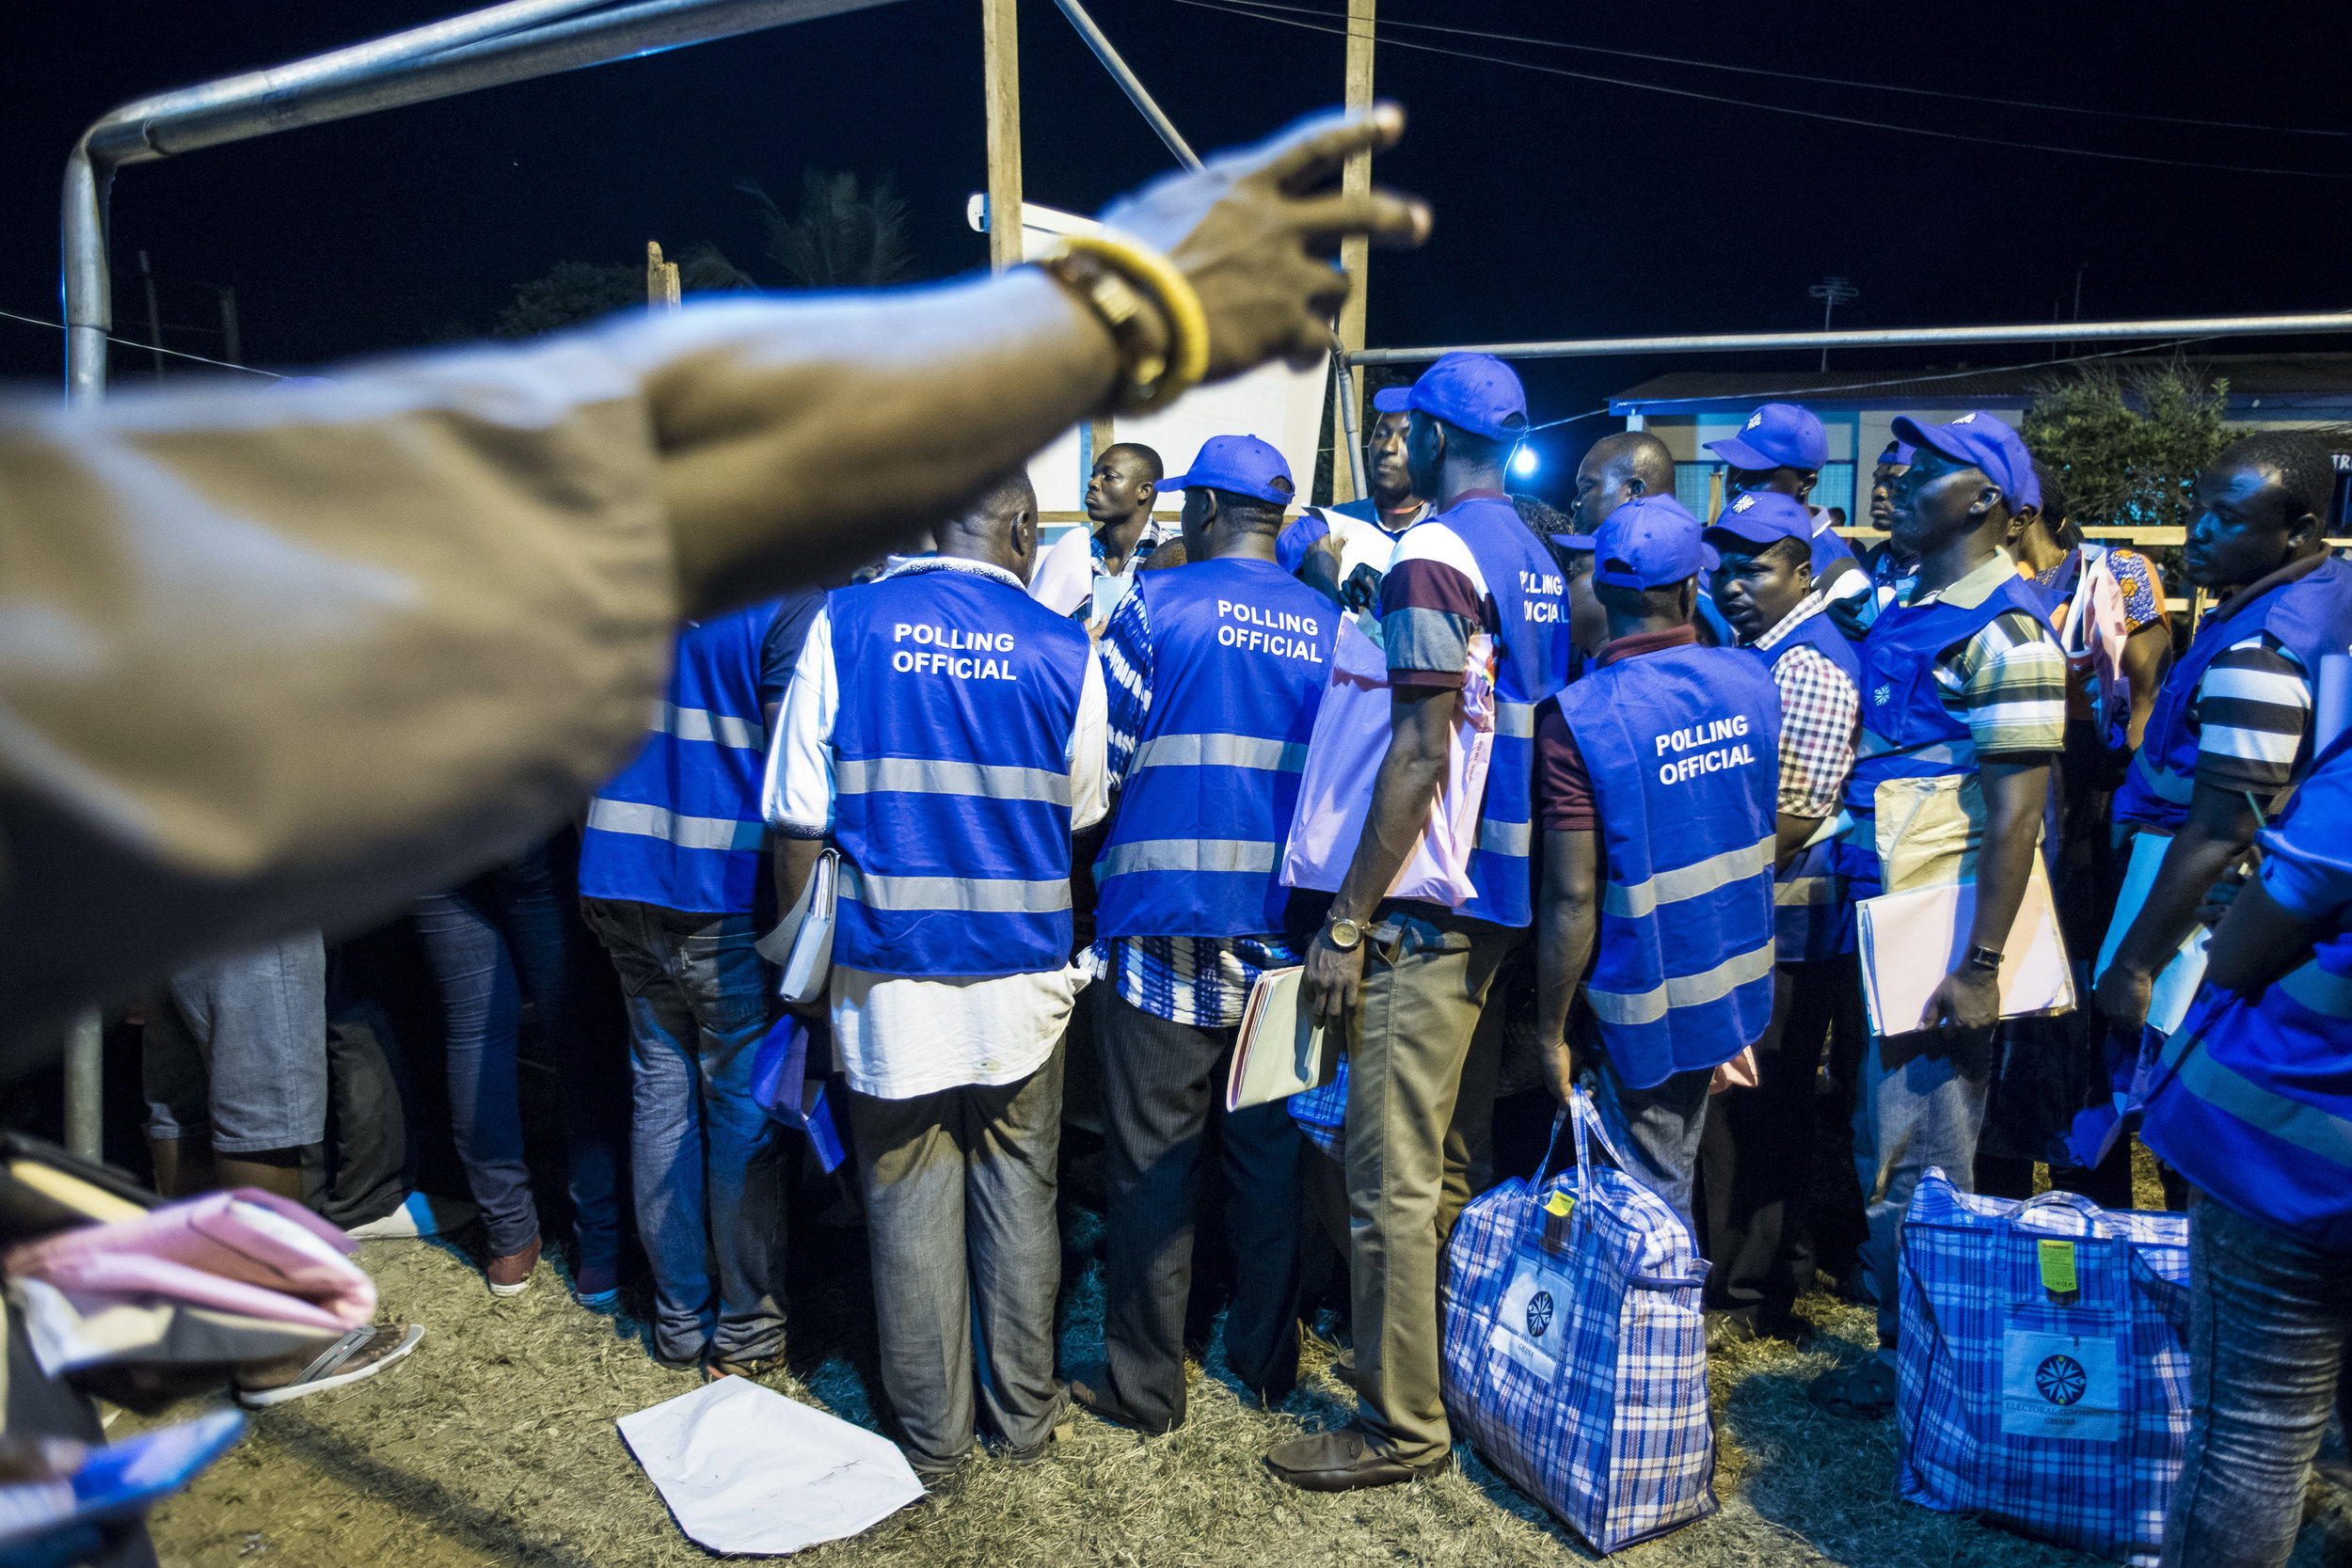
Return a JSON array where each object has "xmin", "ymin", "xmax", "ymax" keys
[
  {"xmin": 1351, "ymin": 311, "xmax": 2352, "ymax": 367},
  {"xmin": 1044, "ymin": 0, "xmax": 1199, "ymax": 170},
  {"xmin": 64, "ymin": 0, "xmax": 906, "ymax": 402}
]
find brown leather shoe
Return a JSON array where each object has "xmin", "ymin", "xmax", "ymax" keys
[
  {"xmin": 486, "ymin": 1234, "xmax": 541, "ymax": 1297},
  {"xmin": 1265, "ymin": 1428, "xmax": 1447, "ymax": 1492}
]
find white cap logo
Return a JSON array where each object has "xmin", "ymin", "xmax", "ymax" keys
[
  {"xmin": 1745, "ymin": 412, "xmax": 1764, "ymax": 430},
  {"xmin": 1732, "ymin": 493, "xmax": 1756, "ymax": 512},
  {"xmin": 1954, "ymin": 413, "xmax": 1978, "ymax": 424}
]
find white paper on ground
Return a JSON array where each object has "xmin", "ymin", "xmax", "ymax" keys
[
  {"xmin": 617, "ymin": 1376, "xmax": 923, "ymax": 1556},
  {"xmin": 2092, "ymin": 832, "xmax": 2211, "ymax": 1037}
]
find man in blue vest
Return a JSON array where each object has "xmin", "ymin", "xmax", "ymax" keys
[
  {"xmin": 1809, "ymin": 412, "xmax": 2065, "ymax": 1418},
  {"xmin": 1070, "ymin": 434, "xmax": 1338, "ymax": 1434},
  {"xmin": 2096, "ymin": 432, "xmax": 2352, "ymax": 1043},
  {"xmin": 766, "ymin": 471, "xmax": 1108, "ymax": 1481},
  {"xmin": 1270, "ymin": 352, "xmax": 1568, "ymax": 1493},
  {"xmin": 579, "ymin": 587, "xmax": 821, "ymax": 1370},
  {"xmin": 1708, "ymin": 402, "xmax": 1857, "ymax": 586},
  {"xmin": 2140, "ymin": 733, "xmax": 2352, "ymax": 1568},
  {"xmin": 1530, "ymin": 497, "xmax": 1780, "ymax": 1235},
  {"xmin": 1699, "ymin": 490, "xmax": 1863, "ymax": 1343}
]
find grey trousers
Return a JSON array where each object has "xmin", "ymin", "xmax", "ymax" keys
[
  {"xmin": 847, "ymin": 1048, "xmax": 1068, "ymax": 1473},
  {"xmin": 142, "ymin": 932, "xmax": 328, "ymax": 1153}
]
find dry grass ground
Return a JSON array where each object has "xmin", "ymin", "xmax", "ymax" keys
[{"xmin": 131, "ymin": 1151, "xmax": 2347, "ymax": 1568}]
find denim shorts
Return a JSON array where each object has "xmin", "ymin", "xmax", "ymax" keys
[{"xmin": 142, "ymin": 932, "xmax": 328, "ymax": 1152}]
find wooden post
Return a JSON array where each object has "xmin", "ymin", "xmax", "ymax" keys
[
  {"xmin": 1327, "ymin": 0, "xmax": 1375, "ymax": 502},
  {"xmin": 983, "ymin": 0, "xmax": 1023, "ymax": 273},
  {"xmin": 646, "ymin": 241, "xmax": 681, "ymax": 311}
]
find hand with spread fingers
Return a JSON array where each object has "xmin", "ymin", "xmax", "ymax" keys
[{"xmin": 1101, "ymin": 103, "xmax": 1431, "ymax": 379}]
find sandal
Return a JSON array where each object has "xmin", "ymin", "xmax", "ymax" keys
[
  {"xmin": 236, "ymin": 1323, "xmax": 424, "ymax": 1408},
  {"xmin": 1806, "ymin": 1357, "xmax": 1899, "ymax": 1419}
]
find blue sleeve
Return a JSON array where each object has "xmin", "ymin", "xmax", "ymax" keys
[
  {"xmin": 1100, "ymin": 582, "xmax": 1153, "ymax": 799},
  {"xmin": 2260, "ymin": 737, "xmax": 2352, "ymax": 922},
  {"xmin": 758, "ymin": 589, "xmax": 826, "ymax": 716},
  {"xmin": 1276, "ymin": 509, "xmax": 1332, "ymax": 576}
]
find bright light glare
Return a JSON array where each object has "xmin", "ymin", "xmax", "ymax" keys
[{"xmin": 1511, "ymin": 445, "xmax": 1539, "ymax": 476}]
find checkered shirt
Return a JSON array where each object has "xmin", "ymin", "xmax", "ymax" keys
[{"xmin": 1751, "ymin": 594, "xmax": 1860, "ymax": 817}]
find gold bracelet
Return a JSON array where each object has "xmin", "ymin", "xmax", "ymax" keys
[{"xmin": 1035, "ymin": 232, "xmax": 1210, "ymax": 415}]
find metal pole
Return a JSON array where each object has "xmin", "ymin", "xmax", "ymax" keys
[
  {"xmin": 64, "ymin": 1008, "xmax": 103, "ymax": 1160},
  {"xmin": 65, "ymin": 0, "xmax": 907, "ymax": 398},
  {"xmin": 1351, "ymin": 310, "xmax": 2352, "ymax": 366},
  {"xmin": 139, "ymin": 250, "xmax": 165, "ymax": 382},
  {"xmin": 219, "ymin": 285, "xmax": 241, "ymax": 365},
  {"xmin": 1328, "ymin": 0, "xmax": 1374, "ymax": 504},
  {"xmin": 1334, "ymin": 355, "xmax": 1368, "ymax": 502},
  {"xmin": 1044, "ymin": 0, "xmax": 1198, "ymax": 169}
]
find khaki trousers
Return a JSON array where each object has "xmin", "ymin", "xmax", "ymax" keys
[{"xmin": 1344, "ymin": 902, "xmax": 1516, "ymax": 1465}]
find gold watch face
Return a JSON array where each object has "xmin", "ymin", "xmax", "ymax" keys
[{"xmin": 1328, "ymin": 918, "xmax": 1363, "ymax": 950}]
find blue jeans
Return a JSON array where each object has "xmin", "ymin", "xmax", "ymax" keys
[
  {"xmin": 1588, "ymin": 1053, "xmax": 1712, "ymax": 1243},
  {"xmin": 143, "ymin": 932, "xmax": 328, "ymax": 1153},
  {"xmin": 1854, "ymin": 1019, "xmax": 1994, "ymax": 1343},
  {"xmin": 411, "ymin": 837, "xmax": 628, "ymax": 1263},
  {"xmin": 580, "ymin": 897, "xmax": 786, "ymax": 1365},
  {"xmin": 2160, "ymin": 1195, "xmax": 2352, "ymax": 1568}
]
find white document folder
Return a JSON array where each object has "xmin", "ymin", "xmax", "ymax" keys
[
  {"xmin": 1856, "ymin": 860, "xmax": 2075, "ymax": 1037},
  {"xmin": 1226, "ymin": 966, "xmax": 1329, "ymax": 1112},
  {"xmin": 2091, "ymin": 831, "xmax": 2211, "ymax": 1037},
  {"xmin": 755, "ymin": 848, "xmax": 837, "ymax": 1005}
]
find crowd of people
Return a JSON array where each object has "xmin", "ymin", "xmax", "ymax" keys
[
  {"xmin": 3, "ymin": 100, "xmax": 2344, "ymax": 1568},
  {"xmin": 116, "ymin": 340, "xmax": 2352, "ymax": 1563}
]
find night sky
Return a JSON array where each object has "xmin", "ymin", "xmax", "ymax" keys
[{"xmin": 7, "ymin": 0, "xmax": 2351, "ymax": 496}]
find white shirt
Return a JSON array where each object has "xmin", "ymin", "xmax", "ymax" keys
[{"xmin": 763, "ymin": 555, "xmax": 1110, "ymax": 1100}]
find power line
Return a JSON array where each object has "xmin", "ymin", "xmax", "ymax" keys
[
  {"xmin": 0, "ymin": 308, "xmax": 283, "ymax": 378},
  {"xmin": 1216, "ymin": 0, "xmax": 2352, "ymax": 140},
  {"xmin": 1169, "ymin": 0, "xmax": 2352, "ymax": 182}
]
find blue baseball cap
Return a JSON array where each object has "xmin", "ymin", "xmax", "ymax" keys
[
  {"xmin": 1164, "ymin": 434, "xmax": 1295, "ymax": 506},
  {"xmin": 1892, "ymin": 413, "xmax": 2038, "ymax": 511},
  {"xmin": 1703, "ymin": 489, "xmax": 1815, "ymax": 551},
  {"xmin": 1879, "ymin": 437, "xmax": 1916, "ymax": 467},
  {"xmin": 1707, "ymin": 403, "xmax": 1828, "ymax": 471},
  {"xmin": 1593, "ymin": 496, "xmax": 1717, "ymax": 589},
  {"xmin": 1371, "ymin": 352, "xmax": 1528, "ymax": 441}
]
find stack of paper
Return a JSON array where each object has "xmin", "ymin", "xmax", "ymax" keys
[
  {"xmin": 757, "ymin": 849, "xmax": 838, "ymax": 1005},
  {"xmin": 1226, "ymin": 967, "xmax": 1329, "ymax": 1113},
  {"xmin": 2092, "ymin": 832, "xmax": 2210, "ymax": 1038},
  {"xmin": 1857, "ymin": 862, "xmax": 2075, "ymax": 1037}
]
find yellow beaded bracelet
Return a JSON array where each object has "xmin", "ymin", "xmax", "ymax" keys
[{"xmin": 1037, "ymin": 231, "xmax": 1211, "ymax": 416}]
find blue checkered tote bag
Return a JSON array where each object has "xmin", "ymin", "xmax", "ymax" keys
[
  {"xmin": 1440, "ymin": 1087, "xmax": 1716, "ymax": 1552},
  {"xmin": 1897, "ymin": 1169, "xmax": 2192, "ymax": 1565}
]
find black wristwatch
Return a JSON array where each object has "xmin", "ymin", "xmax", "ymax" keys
[{"xmin": 1964, "ymin": 944, "xmax": 2004, "ymax": 974}]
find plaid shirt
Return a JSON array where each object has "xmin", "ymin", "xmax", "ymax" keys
[
  {"xmin": 1751, "ymin": 594, "xmax": 1860, "ymax": 818},
  {"xmin": 1093, "ymin": 582, "xmax": 1304, "ymax": 1028}
]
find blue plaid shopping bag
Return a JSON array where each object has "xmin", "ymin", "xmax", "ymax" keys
[
  {"xmin": 1439, "ymin": 1087, "xmax": 1716, "ymax": 1552},
  {"xmin": 1898, "ymin": 1170, "xmax": 2191, "ymax": 1565}
]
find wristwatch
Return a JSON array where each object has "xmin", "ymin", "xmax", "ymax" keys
[
  {"xmin": 1965, "ymin": 944, "xmax": 2004, "ymax": 974},
  {"xmin": 1327, "ymin": 917, "xmax": 1365, "ymax": 952}
]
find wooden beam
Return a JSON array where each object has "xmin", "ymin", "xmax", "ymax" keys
[
  {"xmin": 1328, "ymin": 0, "xmax": 1375, "ymax": 502},
  {"xmin": 645, "ymin": 241, "xmax": 680, "ymax": 311},
  {"xmin": 983, "ymin": 0, "xmax": 1024, "ymax": 273}
]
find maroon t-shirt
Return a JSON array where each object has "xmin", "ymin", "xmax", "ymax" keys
[{"xmin": 1534, "ymin": 625, "xmax": 1702, "ymax": 832}]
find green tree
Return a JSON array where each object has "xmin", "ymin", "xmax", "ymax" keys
[
  {"xmin": 493, "ymin": 261, "xmax": 644, "ymax": 337},
  {"xmin": 740, "ymin": 169, "xmax": 920, "ymax": 289},
  {"xmin": 2022, "ymin": 360, "xmax": 2230, "ymax": 530}
]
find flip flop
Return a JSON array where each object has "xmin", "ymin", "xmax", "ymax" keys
[
  {"xmin": 1806, "ymin": 1358, "xmax": 1899, "ymax": 1419},
  {"xmin": 236, "ymin": 1323, "xmax": 423, "ymax": 1408}
]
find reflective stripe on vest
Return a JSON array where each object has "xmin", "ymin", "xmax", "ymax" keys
[
  {"xmin": 2167, "ymin": 1019, "xmax": 2352, "ymax": 1167},
  {"xmin": 1095, "ymin": 559, "xmax": 1336, "ymax": 941},
  {"xmin": 835, "ymin": 756, "xmax": 1072, "ymax": 805},
  {"xmin": 585, "ymin": 797, "xmax": 768, "ymax": 852},
  {"xmin": 1775, "ymin": 876, "xmax": 1835, "ymax": 907},
  {"xmin": 2127, "ymin": 746, "xmax": 2197, "ymax": 807},
  {"xmin": 1494, "ymin": 700, "xmax": 1537, "ymax": 740},
  {"xmin": 1604, "ymin": 832, "xmax": 1774, "ymax": 919},
  {"xmin": 1588, "ymin": 940, "xmax": 1777, "ymax": 1027},
  {"xmin": 1478, "ymin": 817, "xmax": 1532, "ymax": 858},
  {"xmin": 825, "ymin": 566, "xmax": 1089, "ymax": 977},
  {"xmin": 651, "ymin": 701, "xmax": 765, "ymax": 752}
]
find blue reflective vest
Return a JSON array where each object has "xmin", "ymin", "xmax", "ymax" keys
[
  {"xmin": 2143, "ymin": 731, "xmax": 2352, "ymax": 1251},
  {"xmin": 1837, "ymin": 568, "xmax": 2050, "ymax": 903},
  {"xmin": 1095, "ymin": 559, "xmax": 1335, "ymax": 939},
  {"xmin": 1557, "ymin": 642, "xmax": 1781, "ymax": 1089},
  {"xmin": 579, "ymin": 601, "xmax": 779, "ymax": 913},
  {"xmin": 2114, "ymin": 556, "xmax": 2352, "ymax": 833},
  {"xmin": 1756, "ymin": 609, "xmax": 1861, "ymax": 963},
  {"xmin": 1415, "ymin": 495, "xmax": 1570, "ymax": 928},
  {"xmin": 827, "ymin": 564, "xmax": 1092, "ymax": 978}
]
